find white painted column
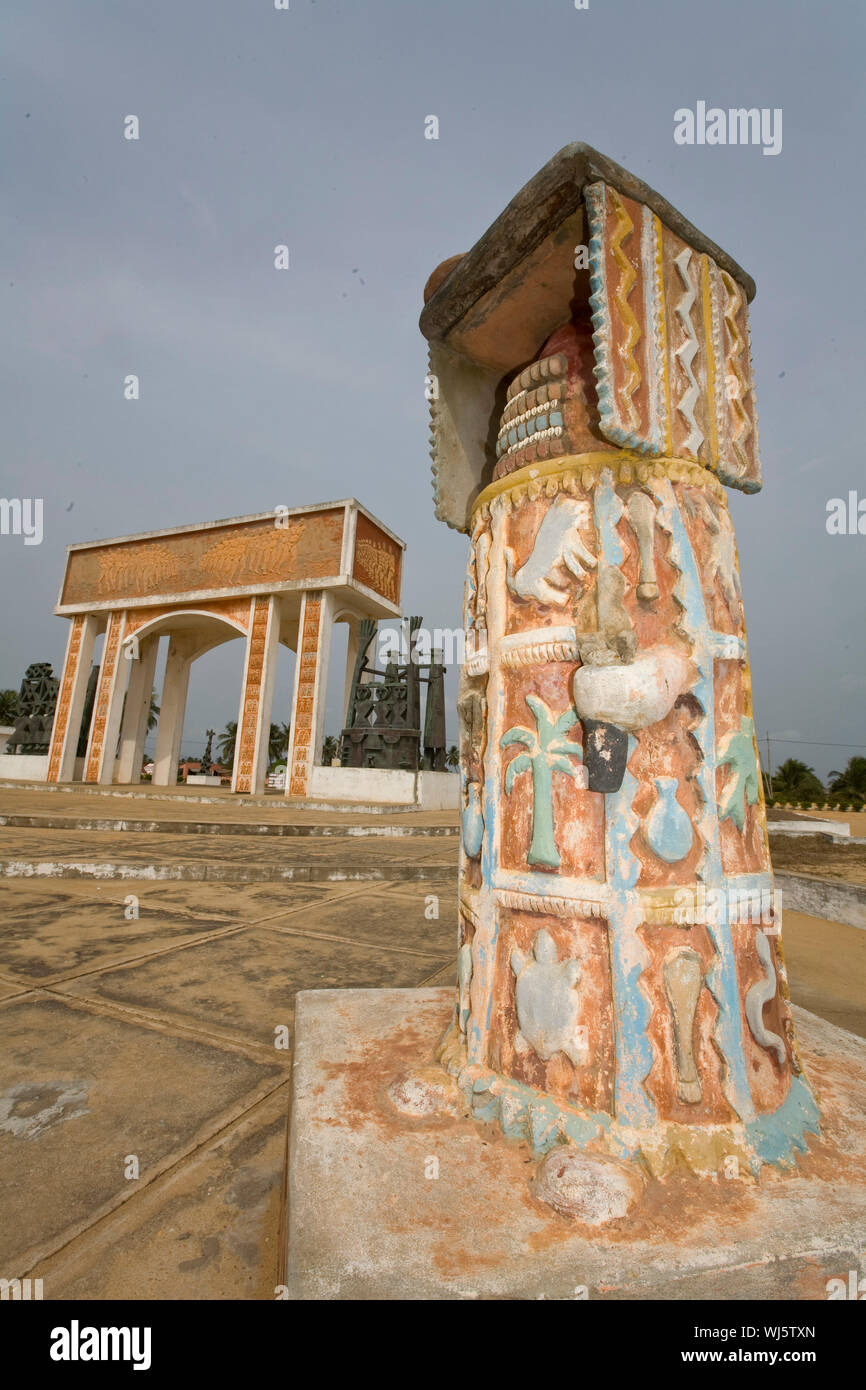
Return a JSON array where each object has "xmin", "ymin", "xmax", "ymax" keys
[
  {"xmin": 46, "ymin": 612, "xmax": 100, "ymax": 783},
  {"xmin": 153, "ymin": 635, "xmax": 195, "ymax": 787},
  {"xmin": 343, "ymin": 614, "xmax": 360, "ymax": 727},
  {"xmin": 232, "ymin": 594, "xmax": 280, "ymax": 795},
  {"xmin": 313, "ymin": 591, "xmax": 335, "ymax": 761},
  {"xmin": 115, "ymin": 634, "xmax": 159, "ymax": 785}
]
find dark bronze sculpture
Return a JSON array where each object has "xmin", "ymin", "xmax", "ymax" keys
[
  {"xmin": 340, "ymin": 618, "xmax": 446, "ymax": 772},
  {"xmin": 9, "ymin": 663, "xmax": 59, "ymax": 755}
]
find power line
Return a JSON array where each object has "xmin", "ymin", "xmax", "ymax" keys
[{"xmin": 763, "ymin": 738, "xmax": 864, "ymax": 749}]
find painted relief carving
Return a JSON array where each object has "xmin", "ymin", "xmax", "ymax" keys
[
  {"xmin": 645, "ymin": 776, "xmax": 694, "ymax": 863},
  {"xmin": 47, "ymin": 616, "xmax": 85, "ymax": 781},
  {"xmin": 501, "ymin": 697, "xmax": 584, "ymax": 869},
  {"xmin": 624, "ymin": 489, "xmax": 659, "ymax": 602},
  {"xmin": 462, "ymin": 783, "xmax": 484, "ymax": 859},
  {"xmin": 505, "ymin": 495, "xmax": 596, "ymax": 607},
  {"xmin": 60, "ymin": 509, "xmax": 348, "ymax": 610},
  {"xmin": 458, "ymin": 664, "xmax": 487, "ymax": 859},
  {"xmin": 473, "ymin": 528, "xmax": 491, "ymax": 629},
  {"xmin": 718, "ymin": 715, "xmax": 760, "ymax": 829},
  {"xmin": 98, "ymin": 544, "xmax": 181, "ymax": 597},
  {"xmin": 288, "ymin": 595, "xmax": 322, "ymax": 797},
  {"xmin": 511, "ymin": 930, "xmax": 586, "ymax": 1067},
  {"xmin": 457, "ymin": 942, "xmax": 473, "ymax": 1036},
  {"xmin": 662, "ymin": 948, "xmax": 704, "ymax": 1104},
  {"xmin": 745, "ymin": 930, "xmax": 787, "ymax": 1067},
  {"xmin": 683, "ymin": 491, "xmax": 742, "ymax": 623},
  {"xmin": 354, "ymin": 538, "xmax": 398, "ymax": 604}
]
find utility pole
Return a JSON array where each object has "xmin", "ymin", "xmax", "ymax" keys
[{"xmin": 765, "ymin": 731, "xmax": 773, "ymax": 797}]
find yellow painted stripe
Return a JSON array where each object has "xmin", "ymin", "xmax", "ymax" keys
[
  {"xmin": 471, "ymin": 451, "xmax": 716, "ymax": 516},
  {"xmin": 654, "ymin": 215, "xmax": 673, "ymax": 454},
  {"xmin": 700, "ymin": 254, "xmax": 719, "ymax": 463}
]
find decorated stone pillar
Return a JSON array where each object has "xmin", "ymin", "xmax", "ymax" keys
[
  {"xmin": 419, "ymin": 145, "xmax": 818, "ymax": 1197},
  {"xmin": 286, "ymin": 590, "xmax": 334, "ymax": 799},
  {"xmin": 47, "ymin": 612, "xmax": 100, "ymax": 782},
  {"xmin": 232, "ymin": 594, "xmax": 280, "ymax": 795},
  {"xmin": 83, "ymin": 610, "xmax": 128, "ymax": 785}
]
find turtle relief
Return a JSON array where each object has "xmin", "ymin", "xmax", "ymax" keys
[{"xmin": 510, "ymin": 929, "xmax": 587, "ymax": 1067}]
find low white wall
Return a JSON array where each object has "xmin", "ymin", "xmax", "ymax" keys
[
  {"xmin": 0, "ymin": 754, "xmax": 50, "ymax": 781},
  {"xmin": 309, "ymin": 766, "xmax": 417, "ymax": 804},
  {"xmin": 417, "ymin": 771, "xmax": 459, "ymax": 810},
  {"xmin": 776, "ymin": 872, "xmax": 866, "ymax": 931},
  {"xmin": 308, "ymin": 767, "xmax": 459, "ymax": 808}
]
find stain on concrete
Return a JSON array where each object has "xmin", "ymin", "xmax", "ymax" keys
[{"xmin": 0, "ymin": 1080, "xmax": 90, "ymax": 1139}]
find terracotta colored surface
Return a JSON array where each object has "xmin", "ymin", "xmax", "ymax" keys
[{"xmin": 59, "ymin": 510, "xmax": 345, "ymax": 610}]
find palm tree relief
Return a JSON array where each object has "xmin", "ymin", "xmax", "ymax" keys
[{"xmin": 500, "ymin": 695, "xmax": 584, "ymax": 869}]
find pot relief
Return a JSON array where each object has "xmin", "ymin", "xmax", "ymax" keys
[{"xmin": 645, "ymin": 777, "xmax": 694, "ymax": 863}]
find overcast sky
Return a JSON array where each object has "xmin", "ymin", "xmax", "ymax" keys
[{"xmin": 2, "ymin": 0, "xmax": 863, "ymax": 778}]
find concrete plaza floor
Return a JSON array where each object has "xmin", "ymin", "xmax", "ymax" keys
[{"xmin": 0, "ymin": 783, "xmax": 863, "ymax": 1299}]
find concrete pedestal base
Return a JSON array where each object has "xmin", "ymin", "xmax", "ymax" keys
[{"xmin": 286, "ymin": 988, "xmax": 866, "ymax": 1300}]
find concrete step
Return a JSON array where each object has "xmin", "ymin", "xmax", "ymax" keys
[
  {"xmin": 0, "ymin": 812, "xmax": 458, "ymax": 838},
  {"xmin": 0, "ymin": 780, "xmax": 419, "ymax": 814},
  {"xmin": 0, "ymin": 859, "xmax": 455, "ymax": 883}
]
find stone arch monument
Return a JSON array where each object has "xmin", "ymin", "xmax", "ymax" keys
[{"xmin": 46, "ymin": 500, "xmax": 403, "ymax": 797}]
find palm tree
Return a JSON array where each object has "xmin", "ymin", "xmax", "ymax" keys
[
  {"xmin": 772, "ymin": 758, "xmax": 824, "ymax": 804},
  {"xmin": 0, "ymin": 689, "xmax": 19, "ymax": 725},
  {"xmin": 146, "ymin": 691, "xmax": 160, "ymax": 732},
  {"xmin": 828, "ymin": 756, "xmax": 866, "ymax": 803},
  {"xmin": 500, "ymin": 695, "xmax": 582, "ymax": 868},
  {"xmin": 218, "ymin": 722, "xmax": 237, "ymax": 769},
  {"xmin": 321, "ymin": 734, "xmax": 340, "ymax": 764},
  {"xmin": 445, "ymin": 744, "xmax": 459, "ymax": 770},
  {"xmin": 268, "ymin": 722, "xmax": 291, "ymax": 766}
]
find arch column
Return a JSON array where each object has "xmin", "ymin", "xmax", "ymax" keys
[
  {"xmin": 47, "ymin": 612, "xmax": 100, "ymax": 783},
  {"xmin": 116, "ymin": 634, "xmax": 159, "ymax": 785},
  {"xmin": 342, "ymin": 614, "xmax": 361, "ymax": 727},
  {"xmin": 232, "ymin": 594, "xmax": 280, "ymax": 795},
  {"xmin": 152, "ymin": 633, "xmax": 196, "ymax": 787},
  {"xmin": 83, "ymin": 610, "xmax": 128, "ymax": 785},
  {"xmin": 286, "ymin": 590, "xmax": 334, "ymax": 799}
]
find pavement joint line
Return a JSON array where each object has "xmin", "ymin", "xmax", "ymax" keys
[
  {"xmin": 9, "ymin": 1064, "xmax": 291, "ymax": 1279},
  {"xmin": 40, "ymin": 982, "xmax": 290, "ymax": 1064},
  {"xmin": 251, "ymin": 918, "xmax": 450, "ymax": 960},
  {"xmin": 1, "ymin": 921, "xmax": 254, "ymax": 992},
  {"xmin": 416, "ymin": 959, "xmax": 459, "ymax": 987},
  {"xmin": 243, "ymin": 878, "xmax": 404, "ymax": 926},
  {"xmin": 0, "ymin": 880, "xmax": 334, "ymax": 932},
  {"xmin": 23, "ymin": 1079, "xmax": 293, "ymax": 1285}
]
